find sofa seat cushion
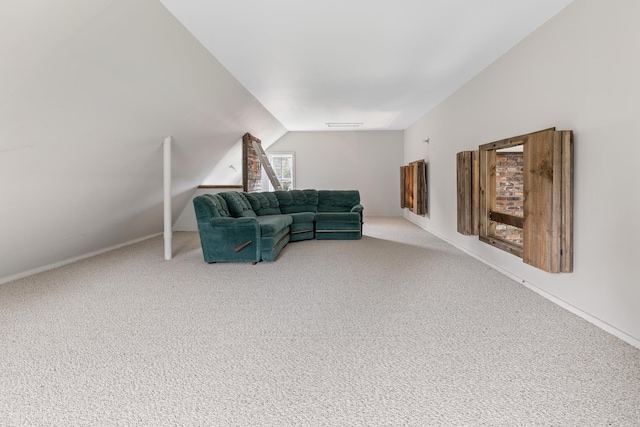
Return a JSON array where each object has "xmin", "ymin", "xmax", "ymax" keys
[
  {"xmin": 275, "ymin": 189, "xmax": 318, "ymax": 213},
  {"xmin": 287, "ymin": 211, "xmax": 315, "ymax": 223},
  {"xmin": 290, "ymin": 221, "xmax": 313, "ymax": 234},
  {"xmin": 284, "ymin": 212, "xmax": 313, "ymax": 242},
  {"xmin": 220, "ymin": 191, "xmax": 257, "ymax": 218},
  {"xmin": 256, "ymin": 214, "xmax": 293, "ymax": 237},
  {"xmin": 244, "ymin": 192, "xmax": 282, "ymax": 216}
]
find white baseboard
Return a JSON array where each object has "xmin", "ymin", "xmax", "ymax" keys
[
  {"xmin": 0, "ymin": 233, "xmax": 163, "ymax": 286},
  {"xmin": 404, "ymin": 215, "xmax": 640, "ymax": 350}
]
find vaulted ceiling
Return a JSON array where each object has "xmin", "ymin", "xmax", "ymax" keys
[{"xmin": 160, "ymin": 0, "xmax": 573, "ymax": 131}]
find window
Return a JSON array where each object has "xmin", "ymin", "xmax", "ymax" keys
[{"xmin": 267, "ymin": 152, "xmax": 295, "ymax": 191}]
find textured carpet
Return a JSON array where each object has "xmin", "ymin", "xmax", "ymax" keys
[{"xmin": 1, "ymin": 217, "xmax": 639, "ymax": 426}]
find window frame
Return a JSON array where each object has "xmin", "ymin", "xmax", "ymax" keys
[
  {"xmin": 479, "ymin": 137, "xmax": 527, "ymax": 258},
  {"xmin": 266, "ymin": 151, "xmax": 295, "ymax": 191}
]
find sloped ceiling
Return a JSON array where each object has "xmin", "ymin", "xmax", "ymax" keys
[
  {"xmin": 1, "ymin": 0, "xmax": 573, "ymax": 281},
  {"xmin": 0, "ymin": 0, "xmax": 285, "ymax": 281},
  {"xmin": 160, "ymin": 0, "xmax": 573, "ymax": 131}
]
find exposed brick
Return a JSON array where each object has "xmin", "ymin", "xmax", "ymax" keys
[{"xmin": 495, "ymin": 152, "xmax": 523, "ymax": 244}]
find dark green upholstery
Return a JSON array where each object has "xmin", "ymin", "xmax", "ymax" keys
[
  {"xmin": 257, "ymin": 224, "xmax": 290, "ymax": 262},
  {"xmin": 274, "ymin": 190, "xmax": 318, "ymax": 241},
  {"xmin": 287, "ymin": 212, "xmax": 316, "ymax": 241},
  {"xmin": 244, "ymin": 192, "xmax": 281, "ymax": 216},
  {"xmin": 193, "ymin": 189, "xmax": 363, "ymax": 263},
  {"xmin": 316, "ymin": 190, "xmax": 363, "ymax": 240},
  {"xmin": 193, "ymin": 193, "xmax": 289, "ymax": 263},
  {"xmin": 255, "ymin": 215, "xmax": 293, "ymax": 237},
  {"xmin": 219, "ymin": 191, "xmax": 256, "ymax": 218},
  {"xmin": 260, "ymin": 221, "xmax": 291, "ymax": 261},
  {"xmin": 193, "ymin": 193, "xmax": 230, "ymax": 219},
  {"xmin": 318, "ymin": 190, "xmax": 361, "ymax": 212},
  {"xmin": 315, "ymin": 212, "xmax": 362, "ymax": 240},
  {"xmin": 275, "ymin": 189, "xmax": 318, "ymax": 213},
  {"xmin": 193, "ymin": 195, "xmax": 260, "ymax": 263}
]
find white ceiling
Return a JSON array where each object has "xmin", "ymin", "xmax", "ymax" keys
[{"xmin": 159, "ymin": 0, "xmax": 573, "ymax": 131}]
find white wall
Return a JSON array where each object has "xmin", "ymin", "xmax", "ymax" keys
[
  {"xmin": 267, "ymin": 131, "xmax": 404, "ymax": 217},
  {"xmin": 404, "ymin": 0, "xmax": 640, "ymax": 346},
  {"xmin": 0, "ymin": 0, "xmax": 286, "ymax": 283}
]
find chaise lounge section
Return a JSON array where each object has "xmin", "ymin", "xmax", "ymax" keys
[
  {"xmin": 193, "ymin": 189, "xmax": 363, "ymax": 263},
  {"xmin": 315, "ymin": 190, "xmax": 363, "ymax": 240}
]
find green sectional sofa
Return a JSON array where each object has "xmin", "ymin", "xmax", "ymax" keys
[{"xmin": 193, "ymin": 189, "xmax": 363, "ymax": 263}]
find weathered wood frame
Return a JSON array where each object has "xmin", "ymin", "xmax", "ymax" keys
[
  {"xmin": 479, "ymin": 133, "xmax": 527, "ymax": 258},
  {"xmin": 478, "ymin": 128, "xmax": 573, "ymax": 273},
  {"xmin": 400, "ymin": 164, "xmax": 413, "ymax": 209},
  {"xmin": 456, "ymin": 151, "xmax": 479, "ymax": 235},
  {"xmin": 400, "ymin": 160, "xmax": 427, "ymax": 215}
]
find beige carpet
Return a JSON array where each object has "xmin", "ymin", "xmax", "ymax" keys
[{"xmin": 1, "ymin": 217, "xmax": 639, "ymax": 426}]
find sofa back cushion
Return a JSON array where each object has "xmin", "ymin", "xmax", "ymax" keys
[
  {"xmin": 275, "ymin": 189, "xmax": 318, "ymax": 213},
  {"xmin": 244, "ymin": 192, "xmax": 282, "ymax": 216},
  {"xmin": 193, "ymin": 194, "xmax": 230, "ymax": 223},
  {"xmin": 317, "ymin": 190, "xmax": 360, "ymax": 212},
  {"xmin": 219, "ymin": 191, "xmax": 257, "ymax": 218}
]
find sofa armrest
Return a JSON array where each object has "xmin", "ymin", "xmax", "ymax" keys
[
  {"xmin": 351, "ymin": 204, "xmax": 364, "ymax": 233},
  {"xmin": 198, "ymin": 217, "xmax": 260, "ymax": 263}
]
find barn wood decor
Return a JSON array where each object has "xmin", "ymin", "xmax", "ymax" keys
[
  {"xmin": 400, "ymin": 159, "xmax": 427, "ymax": 216},
  {"xmin": 242, "ymin": 133, "xmax": 262, "ymax": 192},
  {"xmin": 477, "ymin": 127, "xmax": 573, "ymax": 273},
  {"xmin": 456, "ymin": 150, "xmax": 479, "ymax": 236}
]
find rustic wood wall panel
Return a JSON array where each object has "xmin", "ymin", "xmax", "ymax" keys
[
  {"xmin": 456, "ymin": 151, "xmax": 478, "ymax": 235},
  {"xmin": 413, "ymin": 160, "xmax": 427, "ymax": 216},
  {"xmin": 560, "ymin": 131, "xmax": 574, "ymax": 273},
  {"xmin": 401, "ymin": 160, "xmax": 426, "ymax": 215},
  {"xmin": 523, "ymin": 130, "xmax": 555, "ymax": 271},
  {"xmin": 400, "ymin": 166, "xmax": 408, "ymax": 208},
  {"xmin": 523, "ymin": 130, "xmax": 573, "ymax": 273}
]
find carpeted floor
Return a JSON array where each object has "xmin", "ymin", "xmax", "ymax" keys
[{"xmin": 1, "ymin": 217, "xmax": 639, "ymax": 426}]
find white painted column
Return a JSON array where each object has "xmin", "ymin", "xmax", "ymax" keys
[{"xmin": 163, "ymin": 136, "xmax": 172, "ymax": 260}]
